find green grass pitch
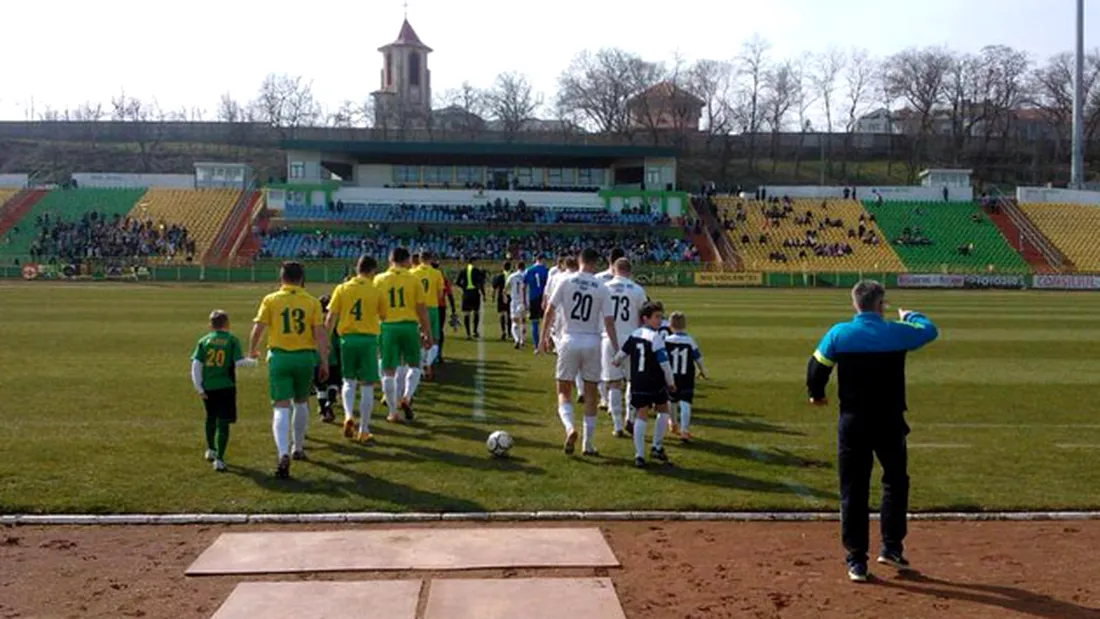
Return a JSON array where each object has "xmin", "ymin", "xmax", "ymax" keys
[{"xmin": 1, "ymin": 282, "xmax": 1099, "ymax": 514}]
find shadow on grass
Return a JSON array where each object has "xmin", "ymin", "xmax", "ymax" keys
[
  {"xmin": 877, "ymin": 571, "xmax": 1100, "ymax": 619},
  {"xmin": 692, "ymin": 409, "xmax": 805, "ymax": 436},
  {"xmin": 689, "ymin": 439, "xmax": 832, "ymax": 470}
]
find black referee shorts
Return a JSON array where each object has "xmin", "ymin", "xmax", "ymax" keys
[
  {"xmin": 461, "ymin": 290, "xmax": 481, "ymax": 312},
  {"xmin": 203, "ymin": 387, "xmax": 238, "ymax": 423}
]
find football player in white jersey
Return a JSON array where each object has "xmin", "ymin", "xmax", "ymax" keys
[
  {"xmin": 543, "ymin": 254, "xmax": 569, "ymax": 353},
  {"xmin": 593, "ymin": 248, "xmax": 624, "ymax": 409},
  {"xmin": 540, "ymin": 248, "xmax": 617, "ymax": 456},
  {"xmin": 601, "ymin": 258, "xmax": 647, "ymax": 436},
  {"xmin": 505, "ymin": 262, "xmax": 527, "ymax": 349}
]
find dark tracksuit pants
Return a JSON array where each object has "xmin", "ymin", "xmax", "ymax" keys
[{"xmin": 838, "ymin": 410, "xmax": 910, "ymax": 566}]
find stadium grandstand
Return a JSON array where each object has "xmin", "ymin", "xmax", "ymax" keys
[
  {"xmin": 1017, "ymin": 201, "xmax": 1100, "ymax": 272},
  {"xmin": 128, "ymin": 188, "xmax": 241, "ymax": 263}
]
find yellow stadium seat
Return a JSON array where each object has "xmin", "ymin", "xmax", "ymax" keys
[
  {"xmin": 715, "ymin": 197, "xmax": 906, "ymax": 273},
  {"xmin": 127, "ymin": 189, "xmax": 241, "ymax": 264},
  {"xmin": 0, "ymin": 188, "xmax": 19, "ymax": 207},
  {"xmin": 1019, "ymin": 202, "xmax": 1100, "ymax": 272}
]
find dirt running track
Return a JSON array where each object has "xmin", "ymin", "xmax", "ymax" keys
[{"xmin": 2, "ymin": 520, "xmax": 1099, "ymax": 619}]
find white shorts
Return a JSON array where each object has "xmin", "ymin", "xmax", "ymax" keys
[
  {"xmin": 510, "ymin": 301, "xmax": 526, "ymax": 320},
  {"xmin": 600, "ymin": 338, "xmax": 626, "ymax": 382},
  {"xmin": 555, "ymin": 337, "xmax": 602, "ymax": 384}
]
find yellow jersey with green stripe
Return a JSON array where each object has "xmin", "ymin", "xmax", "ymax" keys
[
  {"xmin": 411, "ymin": 264, "xmax": 445, "ymax": 307},
  {"xmin": 373, "ymin": 267, "xmax": 426, "ymax": 323},
  {"xmin": 254, "ymin": 285, "xmax": 323, "ymax": 351},
  {"xmin": 329, "ymin": 275, "xmax": 387, "ymax": 336}
]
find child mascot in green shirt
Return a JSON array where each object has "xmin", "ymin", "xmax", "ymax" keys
[{"xmin": 191, "ymin": 310, "xmax": 258, "ymax": 471}]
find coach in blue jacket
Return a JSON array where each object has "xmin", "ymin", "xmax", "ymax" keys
[{"xmin": 806, "ymin": 280, "xmax": 939, "ymax": 583}]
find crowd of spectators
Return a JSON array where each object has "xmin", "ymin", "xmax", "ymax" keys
[
  {"xmin": 259, "ymin": 227, "xmax": 699, "ymax": 264},
  {"xmin": 722, "ymin": 196, "xmax": 883, "ymax": 263},
  {"xmin": 28, "ymin": 211, "xmax": 195, "ymax": 263},
  {"xmin": 302, "ymin": 197, "xmax": 673, "ymax": 227}
]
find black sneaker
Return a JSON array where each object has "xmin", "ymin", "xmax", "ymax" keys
[
  {"xmin": 582, "ymin": 449, "xmax": 600, "ymax": 457},
  {"xmin": 624, "ymin": 420, "xmax": 634, "ymax": 436},
  {"xmin": 291, "ymin": 450, "xmax": 307, "ymax": 461},
  {"xmin": 634, "ymin": 457, "xmax": 646, "ymax": 468},
  {"xmin": 275, "ymin": 455, "xmax": 291, "ymax": 479},
  {"xmin": 650, "ymin": 446, "xmax": 670, "ymax": 462},
  {"xmin": 877, "ymin": 551, "xmax": 912, "ymax": 571},
  {"xmin": 577, "ymin": 394, "xmax": 585, "ymax": 404},
  {"xmin": 847, "ymin": 562, "xmax": 870, "ymax": 583}
]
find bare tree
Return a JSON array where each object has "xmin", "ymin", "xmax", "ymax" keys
[
  {"xmin": 813, "ymin": 47, "xmax": 846, "ymax": 133},
  {"xmin": 110, "ymin": 91, "xmax": 166, "ymax": 172},
  {"xmin": 217, "ymin": 93, "xmax": 249, "ymax": 123},
  {"xmin": 977, "ymin": 45, "xmax": 1032, "ymax": 158},
  {"xmin": 486, "ymin": 71, "xmax": 543, "ymax": 136},
  {"xmin": 557, "ymin": 48, "xmax": 642, "ymax": 137},
  {"xmin": 327, "ymin": 100, "xmax": 372, "ymax": 138},
  {"xmin": 840, "ymin": 48, "xmax": 875, "ymax": 177},
  {"xmin": 250, "ymin": 73, "xmax": 323, "ymax": 139},
  {"xmin": 790, "ymin": 54, "xmax": 820, "ymax": 180},
  {"xmin": 885, "ymin": 46, "xmax": 953, "ymax": 179},
  {"xmin": 763, "ymin": 60, "xmax": 797, "ymax": 173},
  {"xmin": 943, "ymin": 51, "xmax": 988, "ymax": 164},
  {"xmin": 1030, "ymin": 51, "xmax": 1100, "ymax": 169},
  {"xmin": 733, "ymin": 34, "xmax": 771, "ymax": 173},
  {"xmin": 687, "ymin": 58, "xmax": 735, "ymax": 182}
]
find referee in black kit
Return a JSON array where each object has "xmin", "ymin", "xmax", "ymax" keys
[
  {"xmin": 806, "ymin": 280, "xmax": 939, "ymax": 583},
  {"xmin": 455, "ymin": 257, "xmax": 486, "ymax": 339}
]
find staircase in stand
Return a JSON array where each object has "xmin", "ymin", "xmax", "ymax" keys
[
  {"xmin": 691, "ymin": 196, "xmax": 740, "ymax": 268},
  {"xmin": 986, "ymin": 189, "xmax": 1068, "ymax": 273},
  {"xmin": 0, "ymin": 189, "xmax": 48, "ymax": 237}
]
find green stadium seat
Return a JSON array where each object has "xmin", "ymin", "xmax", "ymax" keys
[{"xmin": 0, "ymin": 188, "xmax": 147, "ymax": 260}]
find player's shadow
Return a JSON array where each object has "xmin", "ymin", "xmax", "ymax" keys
[
  {"xmin": 648, "ymin": 465, "xmax": 837, "ymax": 500},
  {"xmin": 393, "ymin": 443, "xmax": 547, "ymax": 475},
  {"xmin": 691, "ymin": 410, "xmax": 805, "ymax": 436},
  {"xmin": 689, "ymin": 440, "xmax": 832, "ymax": 470},
  {"xmin": 429, "ymin": 409, "xmax": 545, "ymax": 428},
  {"xmin": 876, "ymin": 571, "xmax": 1100, "ymax": 619}
]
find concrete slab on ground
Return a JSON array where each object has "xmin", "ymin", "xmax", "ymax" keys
[
  {"xmin": 186, "ymin": 528, "xmax": 619, "ymax": 575},
  {"xmin": 424, "ymin": 578, "xmax": 627, "ymax": 619},
  {"xmin": 210, "ymin": 581, "xmax": 421, "ymax": 619}
]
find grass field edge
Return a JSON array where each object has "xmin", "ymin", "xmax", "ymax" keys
[{"xmin": 5, "ymin": 511, "xmax": 1100, "ymax": 526}]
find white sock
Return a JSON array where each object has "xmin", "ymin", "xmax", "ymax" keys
[
  {"xmin": 404, "ymin": 367, "xmax": 422, "ymax": 401},
  {"xmin": 583, "ymin": 415, "xmax": 596, "ymax": 452},
  {"xmin": 511, "ymin": 322, "xmax": 520, "ymax": 344},
  {"xmin": 317, "ymin": 390, "xmax": 328, "ymax": 406},
  {"xmin": 292, "ymin": 401, "xmax": 309, "ymax": 452},
  {"xmin": 272, "ymin": 406, "xmax": 291, "ymax": 457},
  {"xmin": 625, "ymin": 382, "xmax": 635, "ymax": 422},
  {"xmin": 359, "ymin": 385, "xmax": 374, "ymax": 433},
  {"xmin": 341, "ymin": 380, "xmax": 357, "ymax": 421},
  {"xmin": 653, "ymin": 413, "xmax": 669, "ymax": 449},
  {"xmin": 633, "ymin": 418, "xmax": 647, "ymax": 459},
  {"xmin": 679, "ymin": 401, "xmax": 692, "ymax": 433},
  {"xmin": 396, "ymin": 365, "xmax": 408, "ymax": 397},
  {"xmin": 575, "ymin": 375, "xmax": 584, "ymax": 394},
  {"xmin": 608, "ymin": 388, "xmax": 623, "ymax": 432},
  {"xmin": 428, "ymin": 344, "xmax": 439, "ymax": 365},
  {"xmin": 558, "ymin": 402, "xmax": 575, "ymax": 434},
  {"xmin": 382, "ymin": 376, "xmax": 398, "ymax": 415},
  {"xmin": 598, "ymin": 381, "xmax": 608, "ymax": 404},
  {"xmin": 420, "ymin": 348, "xmax": 429, "ymax": 370}
]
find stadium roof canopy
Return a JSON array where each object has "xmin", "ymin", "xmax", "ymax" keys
[{"xmin": 282, "ymin": 139, "xmax": 677, "ymax": 166}]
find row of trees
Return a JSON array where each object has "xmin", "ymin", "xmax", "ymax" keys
[{"xmin": 20, "ymin": 37, "xmax": 1100, "ymax": 181}]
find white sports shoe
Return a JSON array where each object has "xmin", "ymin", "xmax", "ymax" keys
[
  {"xmin": 213, "ymin": 459, "xmax": 226, "ymax": 472},
  {"xmin": 204, "ymin": 449, "xmax": 217, "ymax": 462}
]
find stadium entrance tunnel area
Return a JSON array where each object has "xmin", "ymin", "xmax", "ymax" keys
[{"xmin": 2, "ymin": 520, "xmax": 1099, "ymax": 618}]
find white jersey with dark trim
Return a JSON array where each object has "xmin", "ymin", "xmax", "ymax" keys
[
  {"xmin": 602, "ymin": 276, "xmax": 648, "ymax": 346},
  {"xmin": 595, "ymin": 268, "xmax": 614, "ymax": 283},
  {"xmin": 547, "ymin": 272, "xmax": 613, "ymax": 341}
]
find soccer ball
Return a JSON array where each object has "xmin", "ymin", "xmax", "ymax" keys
[{"xmin": 486, "ymin": 430, "xmax": 514, "ymax": 457}]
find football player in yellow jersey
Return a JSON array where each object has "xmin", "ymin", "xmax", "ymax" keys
[
  {"xmin": 411, "ymin": 250, "xmax": 446, "ymax": 379},
  {"xmin": 326, "ymin": 254, "xmax": 387, "ymax": 444},
  {"xmin": 374, "ymin": 247, "xmax": 433, "ymax": 423},
  {"xmin": 249, "ymin": 262, "xmax": 328, "ymax": 479}
]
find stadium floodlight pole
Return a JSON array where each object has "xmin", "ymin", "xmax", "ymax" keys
[{"xmin": 1071, "ymin": 0, "xmax": 1085, "ymax": 189}]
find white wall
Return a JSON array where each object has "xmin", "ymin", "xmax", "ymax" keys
[
  {"xmin": 355, "ymin": 164, "xmax": 392, "ymax": 187},
  {"xmin": 0, "ymin": 173, "xmax": 27, "ymax": 188},
  {"xmin": 330, "ymin": 187, "xmax": 603, "ymax": 210},
  {"xmin": 1016, "ymin": 187, "xmax": 1100, "ymax": 205},
  {"xmin": 750, "ymin": 185, "xmax": 974, "ymax": 202},
  {"xmin": 72, "ymin": 173, "xmax": 194, "ymax": 189}
]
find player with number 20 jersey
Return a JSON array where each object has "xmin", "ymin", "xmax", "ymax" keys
[{"xmin": 547, "ymin": 271, "xmax": 613, "ymax": 383}]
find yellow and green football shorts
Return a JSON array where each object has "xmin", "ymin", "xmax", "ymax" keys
[
  {"xmin": 267, "ymin": 349, "xmax": 318, "ymax": 401},
  {"xmin": 427, "ymin": 307, "xmax": 441, "ymax": 341},
  {"xmin": 380, "ymin": 321, "xmax": 420, "ymax": 371},
  {"xmin": 340, "ymin": 333, "xmax": 380, "ymax": 383}
]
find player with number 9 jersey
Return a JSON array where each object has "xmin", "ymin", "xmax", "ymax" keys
[
  {"xmin": 253, "ymin": 282, "xmax": 325, "ymax": 402},
  {"xmin": 601, "ymin": 275, "xmax": 647, "ymax": 382}
]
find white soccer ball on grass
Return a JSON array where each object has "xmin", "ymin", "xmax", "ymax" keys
[{"xmin": 486, "ymin": 430, "xmax": 514, "ymax": 457}]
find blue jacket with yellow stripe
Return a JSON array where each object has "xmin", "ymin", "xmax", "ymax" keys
[{"xmin": 806, "ymin": 311, "xmax": 939, "ymax": 414}]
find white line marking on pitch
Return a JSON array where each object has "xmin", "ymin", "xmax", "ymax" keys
[
  {"xmin": 472, "ymin": 335, "xmax": 486, "ymax": 420},
  {"xmin": 907, "ymin": 443, "xmax": 972, "ymax": 449},
  {"xmin": 1055, "ymin": 444, "xmax": 1100, "ymax": 449},
  {"xmin": 786, "ymin": 422, "xmax": 1100, "ymax": 430}
]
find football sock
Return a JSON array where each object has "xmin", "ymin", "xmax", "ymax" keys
[
  {"xmin": 404, "ymin": 367, "xmax": 422, "ymax": 401},
  {"xmin": 558, "ymin": 402, "xmax": 575, "ymax": 434},
  {"xmin": 341, "ymin": 380, "xmax": 358, "ymax": 421},
  {"xmin": 317, "ymin": 389, "xmax": 328, "ymax": 408},
  {"xmin": 291, "ymin": 401, "xmax": 309, "ymax": 452},
  {"xmin": 679, "ymin": 401, "xmax": 692, "ymax": 433},
  {"xmin": 575, "ymin": 375, "xmax": 584, "ymax": 394},
  {"xmin": 204, "ymin": 413, "xmax": 217, "ymax": 452},
  {"xmin": 272, "ymin": 406, "xmax": 291, "ymax": 457},
  {"xmin": 215, "ymin": 418, "xmax": 231, "ymax": 460},
  {"xmin": 598, "ymin": 381, "xmax": 608, "ymax": 404},
  {"xmin": 653, "ymin": 413, "xmax": 669, "ymax": 449},
  {"xmin": 633, "ymin": 418, "xmax": 647, "ymax": 459},
  {"xmin": 359, "ymin": 385, "xmax": 374, "ymax": 433},
  {"xmin": 427, "ymin": 344, "xmax": 439, "ymax": 366},
  {"xmin": 473, "ymin": 309, "xmax": 481, "ymax": 336},
  {"xmin": 396, "ymin": 365, "xmax": 408, "ymax": 397},
  {"xmin": 608, "ymin": 388, "xmax": 624, "ymax": 432},
  {"xmin": 583, "ymin": 415, "xmax": 596, "ymax": 452},
  {"xmin": 625, "ymin": 383, "xmax": 635, "ymax": 423},
  {"xmin": 327, "ymin": 385, "xmax": 339, "ymax": 406},
  {"xmin": 500, "ymin": 314, "xmax": 507, "ymax": 337},
  {"xmin": 464, "ymin": 314, "xmax": 471, "ymax": 337},
  {"xmin": 420, "ymin": 348, "xmax": 429, "ymax": 370},
  {"xmin": 511, "ymin": 321, "xmax": 520, "ymax": 344},
  {"xmin": 382, "ymin": 376, "xmax": 398, "ymax": 414},
  {"xmin": 531, "ymin": 319, "xmax": 540, "ymax": 346}
]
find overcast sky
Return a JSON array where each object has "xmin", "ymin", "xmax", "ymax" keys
[{"xmin": 0, "ymin": 0, "xmax": 1092, "ymax": 121}]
